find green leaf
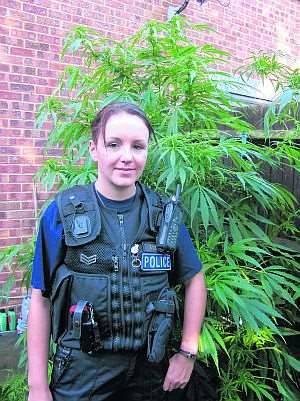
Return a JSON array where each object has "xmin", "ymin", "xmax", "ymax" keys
[
  {"xmin": 283, "ymin": 352, "xmax": 300, "ymax": 372},
  {"xmin": 200, "ymin": 189, "xmax": 209, "ymax": 232},
  {"xmin": 190, "ymin": 189, "xmax": 199, "ymax": 224}
]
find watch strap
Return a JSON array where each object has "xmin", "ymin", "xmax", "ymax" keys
[{"xmin": 178, "ymin": 348, "xmax": 197, "ymax": 360}]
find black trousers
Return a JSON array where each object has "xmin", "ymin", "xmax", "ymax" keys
[{"xmin": 50, "ymin": 345, "xmax": 169, "ymax": 401}]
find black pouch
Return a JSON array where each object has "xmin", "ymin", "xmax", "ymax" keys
[
  {"xmin": 50, "ymin": 264, "xmax": 73, "ymax": 343},
  {"xmin": 147, "ymin": 288, "xmax": 177, "ymax": 363},
  {"xmin": 72, "ymin": 300, "xmax": 102, "ymax": 353}
]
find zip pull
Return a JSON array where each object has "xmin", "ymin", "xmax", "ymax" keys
[
  {"xmin": 118, "ymin": 214, "xmax": 127, "ymax": 257},
  {"xmin": 112, "ymin": 255, "xmax": 119, "ymax": 272},
  {"xmin": 118, "ymin": 214, "xmax": 124, "ymax": 225}
]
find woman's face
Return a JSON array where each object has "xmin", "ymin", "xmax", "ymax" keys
[{"xmin": 89, "ymin": 112, "xmax": 149, "ymax": 199}]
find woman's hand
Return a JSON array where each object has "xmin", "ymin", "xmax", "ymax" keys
[
  {"xmin": 28, "ymin": 386, "xmax": 53, "ymax": 401},
  {"xmin": 163, "ymin": 353, "xmax": 195, "ymax": 392}
]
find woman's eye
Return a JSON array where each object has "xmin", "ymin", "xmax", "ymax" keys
[
  {"xmin": 106, "ymin": 142, "xmax": 119, "ymax": 149},
  {"xmin": 134, "ymin": 144, "xmax": 145, "ymax": 150}
]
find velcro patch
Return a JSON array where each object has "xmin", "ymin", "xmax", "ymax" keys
[{"xmin": 141, "ymin": 253, "xmax": 171, "ymax": 271}]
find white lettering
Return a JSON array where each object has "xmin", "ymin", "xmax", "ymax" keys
[
  {"xmin": 150, "ymin": 256, "xmax": 155, "ymax": 268},
  {"xmin": 144, "ymin": 255, "xmax": 149, "ymax": 267}
]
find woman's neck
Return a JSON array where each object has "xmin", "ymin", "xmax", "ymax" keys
[{"xmin": 95, "ymin": 180, "xmax": 136, "ymax": 201}]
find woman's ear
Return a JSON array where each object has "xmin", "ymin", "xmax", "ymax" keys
[{"xmin": 89, "ymin": 140, "xmax": 98, "ymax": 162}]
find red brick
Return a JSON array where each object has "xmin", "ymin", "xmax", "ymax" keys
[
  {"xmin": 9, "ymin": 174, "xmax": 33, "ymax": 183},
  {"xmin": 0, "ymin": 91, "xmax": 22, "ymax": 100},
  {"xmin": 0, "ymin": 174, "xmax": 8, "ymax": 182},
  {"xmin": 0, "ymin": 183, "xmax": 22, "ymax": 192},
  {"xmin": 35, "ymin": 86, "xmax": 53, "ymax": 95},
  {"xmin": 9, "ymin": 120, "xmax": 27, "ymax": 128},
  {"xmin": 24, "ymin": 22, "xmax": 49, "ymax": 34},
  {"xmin": 25, "ymin": 40, "xmax": 50, "ymax": 51},
  {"xmin": 21, "ymin": 202, "xmax": 36, "ymax": 211},
  {"xmin": 0, "ymin": 136, "xmax": 9, "ymax": 145},
  {"xmin": 0, "ymin": 0, "xmax": 21, "ymax": 10},
  {"xmin": 0, "ymin": 63, "xmax": 9, "ymax": 72},
  {"xmin": 21, "ymin": 183, "xmax": 34, "ymax": 192},
  {"xmin": 9, "ymin": 73, "xmax": 22, "ymax": 82},
  {"xmin": 37, "ymin": 68, "xmax": 57, "ymax": 78},
  {"xmin": 36, "ymin": 16, "xmax": 60, "ymax": 27},
  {"xmin": 0, "ymin": 82, "xmax": 8, "ymax": 90},
  {"xmin": 1, "ymin": 128, "xmax": 21, "ymax": 137},
  {"xmin": 37, "ymin": 33, "xmax": 61, "ymax": 45},
  {"xmin": 7, "ymin": 192, "xmax": 32, "ymax": 201},
  {"xmin": 23, "ymin": 3, "xmax": 47, "ymax": 16},
  {"xmin": 48, "ymin": 10, "xmax": 71, "ymax": 21},
  {"xmin": 21, "ymin": 165, "xmax": 37, "ymax": 174},
  {"xmin": 0, "ymin": 145, "xmax": 21, "ymax": 155},
  {"xmin": 0, "ymin": 35, "xmax": 24, "ymax": 46},
  {"xmin": 21, "ymin": 227, "xmax": 35, "ymax": 237},
  {"xmin": 0, "ymin": 238, "xmax": 21, "ymax": 247},
  {"xmin": 0, "ymin": 16, "xmax": 22, "ymax": 28},
  {"xmin": 0, "ymin": 201, "xmax": 20, "ymax": 210},
  {"xmin": 0, "ymin": 153, "xmax": 8, "ymax": 162},
  {"xmin": 9, "ymin": 155, "xmax": 34, "ymax": 164},
  {"xmin": 4, "ymin": 210, "xmax": 34, "ymax": 219},
  {"xmin": 0, "ymin": 24, "xmax": 9, "ymax": 35},
  {"xmin": 0, "ymin": 100, "xmax": 8, "ymax": 108},
  {"xmin": 10, "ymin": 46, "xmax": 35, "ymax": 57},
  {"xmin": 12, "ymin": 102, "xmax": 34, "ymax": 111},
  {"xmin": 1, "ymin": 164, "xmax": 21, "ymax": 173},
  {"xmin": 0, "ymin": 119, "xmax": 8, "ymax": 128},
  {"xmin": 10, "ymin": 83, "xmax": 35, "ymax": 92},
  {"xmin": 23, "ymin": 75, "xmax": 45, "ymax": 87},
  {"xmin": 11, "ymin": 28, "xmax": 36, "ymax": 40},
  {"xmin": 0, "ymin": 6, "xmax": 7, "ymax": 16}
]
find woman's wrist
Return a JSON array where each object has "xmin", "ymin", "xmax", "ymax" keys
[
  {"xmin": 180, "ymin": 340, "xmax": 198, "ymax": 355},
  {"xmin": 28, "ymin": 378, "xmax": 49, "ymax": 391}
]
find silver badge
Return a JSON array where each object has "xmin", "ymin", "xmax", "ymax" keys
[
  {"xmin": 131, "ymin": 244, "xmax": 141, "ymax": 269},
  {"xmin": 131, "ymin": 244, "xmax": 139, "ymax": 255}
]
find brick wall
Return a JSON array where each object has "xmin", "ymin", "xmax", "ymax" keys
[{"xmin": 0, "ymin": 0, "xmax": 299, "ymax": 310}]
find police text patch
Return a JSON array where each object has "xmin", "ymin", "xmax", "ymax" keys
[{"xmin": 141, "ymin": 253, "xmax": 171, "ymax": 271}]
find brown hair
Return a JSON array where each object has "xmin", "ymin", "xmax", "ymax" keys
[{"xmin": 91, "ymin": 102, "xmax": 154, "ymax": 144}]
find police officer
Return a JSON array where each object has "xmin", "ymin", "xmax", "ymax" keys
[{"xmin": 27, "ymin": 102, "xmax": 207, "ymax": 401}]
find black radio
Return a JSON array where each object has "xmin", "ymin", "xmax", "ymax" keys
[{"xmin": 157, "ymin": 185, "xmax": 182, "ymax": 252}]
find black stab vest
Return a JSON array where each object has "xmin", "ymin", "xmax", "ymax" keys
[{"xmin": 53, "ymin": 183, "xmax": 173, "ymax": 352}]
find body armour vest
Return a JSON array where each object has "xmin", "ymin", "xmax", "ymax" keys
[{"xmin": 50, "ymin": 183, "xmax": 177, "ymax": 353}]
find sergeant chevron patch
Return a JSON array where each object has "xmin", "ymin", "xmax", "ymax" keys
[{"xmin": 80, "ymin": 253, "xmax": 97, "ymax": 265}]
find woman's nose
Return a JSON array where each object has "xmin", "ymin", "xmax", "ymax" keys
[{"xmin": 120, "ymin": 147, "xmax": 133, "ymax": 162}]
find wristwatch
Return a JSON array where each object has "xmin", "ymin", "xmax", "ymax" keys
[{"xmin": 178, "ymin": 348, "xmax": 197, "ymax": 360}]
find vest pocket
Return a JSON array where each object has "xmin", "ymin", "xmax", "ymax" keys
[
  {"xmin": 50, "ymin": 264, "xmax": 73, "ymax": 342},
  {"xmin": 69, "ymin": 272, "xmax": 111, "ymax": 338}
]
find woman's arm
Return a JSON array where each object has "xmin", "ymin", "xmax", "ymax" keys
[
  {"xmin": 180, "ymin": 271, "xmax": 207, "ymax": 354},
  {"xmin": 27, "ymin": 289, "xmax": 53, "ymax": 401},
  {"xmin": 163, "ymin": 271, "xmax": 207, "ymax": 392}
]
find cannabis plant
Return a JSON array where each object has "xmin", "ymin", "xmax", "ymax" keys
[{"xmin": 1, "ymin": 16, "xmax": 299, "ymax": 401}]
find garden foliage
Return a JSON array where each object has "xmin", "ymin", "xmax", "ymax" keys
[{"xmin": 1, "ymin": 16, "xmax": 300, "ymax": 401}]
